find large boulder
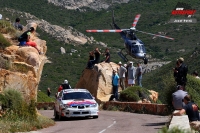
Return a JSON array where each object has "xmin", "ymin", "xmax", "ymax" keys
[{"xmin": 76, "ymin": 62, "xmax": 121, "ymax": 102}]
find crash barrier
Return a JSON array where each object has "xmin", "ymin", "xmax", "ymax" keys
[
  {"xmin": 102, "ymin": 101, "xmax": 169, "ymax": 115},
  {"xmin": 37, "ymin": 102, "xmax": 55, "ymax": 110},
  {"xmin": 168, "ymin": 110, "xmax": 191, "ymax": 132}
]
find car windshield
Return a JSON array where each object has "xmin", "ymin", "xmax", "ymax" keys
[{"xmin": 62, "ymin": 92, "xmax": 93, "ymax": 100}]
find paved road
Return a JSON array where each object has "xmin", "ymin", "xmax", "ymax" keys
[{"xmin": 37, "ymin": 110, "xmax": 170, "ymax": 133}]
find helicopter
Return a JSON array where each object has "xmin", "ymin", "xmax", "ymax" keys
[{"xmin": 86, "ymin": 11, "xmax": 174, "ymax": 64}]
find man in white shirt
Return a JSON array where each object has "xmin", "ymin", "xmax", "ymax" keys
[{"xmin": 118, "ymin": 61, "xmax": 127, "ymax": 90}]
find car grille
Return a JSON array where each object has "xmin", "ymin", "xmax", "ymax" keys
[
  {"xmin": 71, "ymin": 105, "xmax": 90, "ymax": 109},
  {"xmin": 73, "ymin": 111, "xmax": 89, "ymax": 114}
]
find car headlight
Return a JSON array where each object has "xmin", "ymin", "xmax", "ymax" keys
[
  {"xmin": 90, "ymin": 103, "xmax": 97, "ymax": 107},
  {"xmin": 60, "ymin": 104, "xmax": 70, "ymax": 109}
]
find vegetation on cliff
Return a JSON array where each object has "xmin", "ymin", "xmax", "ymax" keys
[{"xmin": 0, "ymin": 89, "xmax": 54, "ymax": 132}]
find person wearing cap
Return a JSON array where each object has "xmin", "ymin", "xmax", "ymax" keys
[
  {"xmin": 127, "ymin": 61, "xmax": 136, "ymax": 86},
  {"xmin": 172, "ymin": 85, "xmax": 188, "ymax": 110},
  {"xmin": 173, "ymin": 57, "xmax": 188, "ymax": 87},
  {"xmin": 173, "ymin": 95, "xmax": 200, "ymax": 122},
  {"xmin": 136, "ymin": 62, "xmax": 143, "ymax": 87},
  {"xmin": 118, "ymin": 61, "xmax": 127, "ymax": 90},
  {"xmin": 18, "ymin": 27, "xmax": 42, "ymax": 54}
]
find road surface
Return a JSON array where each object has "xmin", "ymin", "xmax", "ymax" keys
[{"xmin": 37, "ymin": 110, "xmax": 169, "ymax": 133}]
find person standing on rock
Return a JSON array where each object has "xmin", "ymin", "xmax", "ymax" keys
[
  {"xmin": 128, "ymin": 62, "xmax": 136, "ymax": 86},
  {"xmin": 136, "ymin": 62, "xmax": 143, "ymax": 87},
  {"xmin": 18, "ymin": 27, "xmax": 42, "ymax": 54},
  {"xmin": 112, "ymin": 70, "xmax": 119, "ymax": 101},
  {"xmin": 94, "ymin": 47, "xmax": 101, "ymax": 64},
  {"xmin": 118, "ymin": 61, "xmax": 127, "ymax": 90},
  {"xmin": 104, "ymin": 48, "xmax": 110, "ymax": 63}
]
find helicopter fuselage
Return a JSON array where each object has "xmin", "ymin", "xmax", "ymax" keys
[{"xmin": 124, "ymin": 39, "xmax": 146, "ymax": 59}]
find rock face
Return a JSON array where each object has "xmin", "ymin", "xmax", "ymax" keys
[
  {"xmin": 3, "ymin": 8, "xmax": 107, "ymax": 46},
  {"xmin": 76, "ymin": 62, "xmax": 121, "ymax": 102},
  {"xmin": 0, "ymin": 23, "xmax": 47, "ymax": 101},
  {"xmin": 47, "ymin": 0, "xmax": 130, "ymax": 11},
  {"xmin": 76, "ymin": 62, "xmax": 160, "ymax": 103}
]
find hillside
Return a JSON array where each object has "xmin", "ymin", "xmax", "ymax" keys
[
  {"xmin": 0, "ymin": 0, "xmax": 200, "ymax": 96},
  {"xmin": 142, "ymin": 50, "xmax": 200, "ymax": 106}
]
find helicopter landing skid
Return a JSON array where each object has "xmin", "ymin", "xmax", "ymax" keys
[{"xmin": 118, "ymin": 52, "xmax": 128, "ymax": 62}]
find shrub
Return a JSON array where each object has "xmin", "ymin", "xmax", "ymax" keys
[
  {"xmin": 0, "ymin": 89, "xmax": 55, "ymax": 132},
  {"xmin": 37, "ymin": 91, "xmax": 55, "ymax": 102},
  {"xmin": 120, "ymin": 86, "xmax": 151, "ymax": 102},
  {"xmin": 158, "ymin": 126, "xmax": 191, "ymax": 133},
  {"xmin": 0, "ymin": 89, "xmax": 37, "ymax": 121},
  {"xmin": 0, "ymin": 33, "xmax": 12, "ymax": 49}
]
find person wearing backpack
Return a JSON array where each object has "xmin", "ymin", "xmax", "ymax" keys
[
  {"xmin": 173, "ymin": 57, "xmax": 188, "ymax": 87},
  {"xmin": 18, "ymin": 27, "xmax": 42, "ymax": 54}
]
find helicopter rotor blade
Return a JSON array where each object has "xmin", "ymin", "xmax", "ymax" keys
[
  {"xmin": 86, "ymin": 29, "xmax": 123, "ymax": 32},
  {"xmin": 136, "ymin": 30, "xmax": 174, "ymax": 40},
  {"xmin": 132, "ymin": 14, "xmax": 141, "ymax": 28}
]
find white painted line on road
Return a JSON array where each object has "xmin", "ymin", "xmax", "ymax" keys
[
  {"xmin": 107, "ymin": 121, "xmax": 116, "ymax": 128},
  {"xmin": 98, "ymin": 120, "xmax": 116, "ymax": 133}
]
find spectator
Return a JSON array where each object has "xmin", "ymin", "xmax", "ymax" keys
[
  {"xmin": 18, "ymin": 27, "xmax": 42, "ymax": 54},
  {"xmin": 128, "ymin": 62, "xmax": 136, "ymax": 86},
  {"xmin": 192, "ymin": 71, "xmax": 200, "ymax": 79},
  {"xmin": 124, "ymin": 63, "xmax": 128, "ymax": 88},
  {"xmin": 87, "ymin": 51, "xmax": 95, "ymax": 69},
  {"xmin": 136, "ymin": 62, "xmax": 143, "ymax": 87},
  {"xmin": 94, "ymin": 47, "xmax": 101, "ymax": 64},
  {"xmin": 112, "ymin": 70, "xmax": 119, "ymax": 101},
  {"xmin": 57, "ymin": 84, "xmax": 63, "ymax": 92},
  {"xmin": 173, "ymin": 57, "xmax": 188, "ymax": 87},
  {"xmin": 173, "ymin": 95, "xmax": 200, "ymax": 122},
  {"xmin": 172, "ymin": 85, "xmax": 188, "ymax": 110},
  {"xmin": 104, "ymin": 48, "xmax": 110, "ymax": 63},
  {"xmin": 13, "ymin": 18, "xmax": 23, "ymax": 31},
  {"xmin": 47, "ymin": 87, "xmax": 51, "ymax": 97},
  {"xmin": 61, "ymin": 79, "xmax": 72, "ymax": 89},
  {"xmin": 173, "ymin": 61, "xmax": 179, "ymax": 83},
  {"xmin": 118, "ymin": 61, "xmax": 127, "ymax": 90}
]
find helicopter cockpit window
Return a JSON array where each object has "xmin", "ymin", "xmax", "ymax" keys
[
  {"xmin": 141, "ymin": 45, "xmax": 146, "ymax": 53},
  {"xmin": 132, "ymin": 45, "xmax": 139, "ymax": 54}
]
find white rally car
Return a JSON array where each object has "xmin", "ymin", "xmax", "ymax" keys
[{"xmin": 54, "ymin": 89, "xmax": 99, "ymax": 120}]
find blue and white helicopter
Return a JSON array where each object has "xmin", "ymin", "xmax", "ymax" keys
[{"xmin": 86, "ymin": 11, "xmax": 174, "ymax": 64}]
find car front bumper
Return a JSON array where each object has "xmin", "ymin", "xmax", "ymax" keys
[{"xmin": 60, "ymin": 108, "xmax": 99, "ymax": 117}]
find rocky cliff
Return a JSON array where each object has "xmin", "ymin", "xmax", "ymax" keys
[
  {"xmin": 0, "ymin": 22, "xmax": 47, "ymax": 101},
  {"xmin": 2, "ymin": 8, "xmax": 107, "ymax": 47},
  {"xmin": 47, "ymin": 0, "xmax": 130, "ymax": 11}
]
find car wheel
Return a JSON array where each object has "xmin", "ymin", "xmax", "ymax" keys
[
  {"xmin": 93, "ymin": 115, "xmax": 98, "ymax": 119},
  {"xmin": 54, "ymin": 108, "xmax": 59, "ymax": 120}
]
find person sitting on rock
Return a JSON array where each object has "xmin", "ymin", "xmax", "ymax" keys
[
  {"xmin": 18, "ymin": 27, "xmax": 42, "ymax": 54},
  {"xmin": 173, "ymin": 95, "xmax": 200, "ymax": 122},
  {"xmin": 13, "ymin": 18, "xmax": 23, "ymax": 31}
]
